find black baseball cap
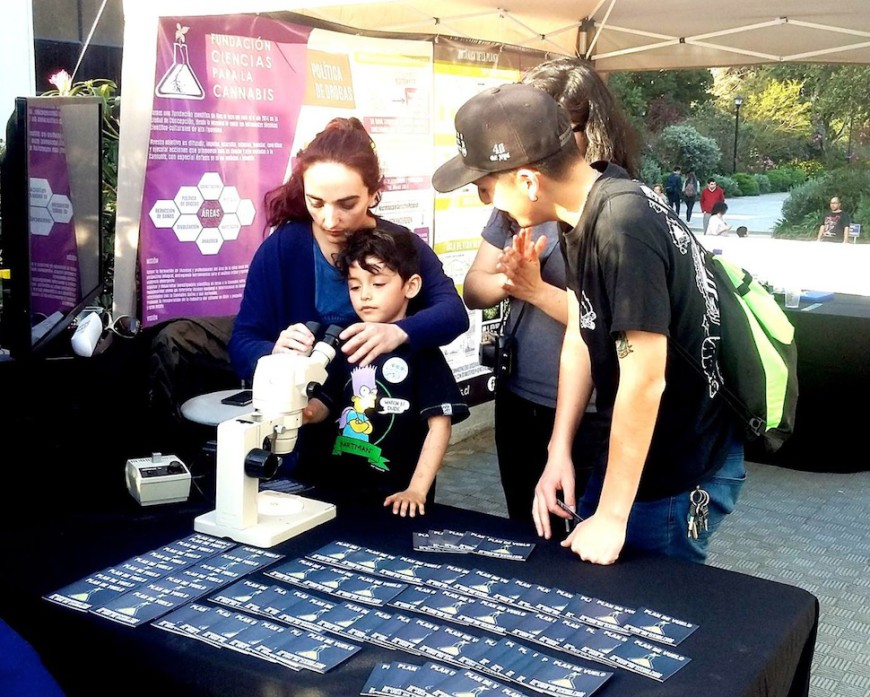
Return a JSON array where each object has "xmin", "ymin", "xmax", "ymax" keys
[{"xmin": 432, "ymin": 83, "xmax": 574, "ymax": 193}]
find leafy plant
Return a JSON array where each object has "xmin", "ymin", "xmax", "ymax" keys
[
  {"xmin": 655, "ymin": 124, "xmax": 721, "ymax": 180},
  {"xmin": 44, "ymin": 70, "xmax": 120, "ymax": 307}
]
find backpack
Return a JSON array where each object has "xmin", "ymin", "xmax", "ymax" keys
[
  {"xmin": 662, "ymin": 223, "xmax": 798, "ymax": 452},
  {"xmin": 683, "ymin": 179, "xmax": 696, "ymax": 197}
]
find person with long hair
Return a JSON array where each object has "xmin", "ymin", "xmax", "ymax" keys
[
  {"xmin": 435, "ymin": 83, "xmax": 744, "ymax": 565},
  {"xmin": 463, "ymin": 57, "xmax": 638, "ymax": 523},
  {"xmin": 229, "ymin": 117, "xmax": 468, "ymax": 383}
]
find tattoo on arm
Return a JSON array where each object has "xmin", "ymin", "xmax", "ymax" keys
[{"xmin": 615, "ymin": 332, "xmax": 633, "ymax": 359}]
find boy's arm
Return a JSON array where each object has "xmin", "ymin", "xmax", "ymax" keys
[{"xmin": 384, "ymin": 414, "xmax": 452, "ymax": 517}]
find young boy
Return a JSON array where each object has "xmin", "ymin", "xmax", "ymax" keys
[{"xmin": 300, "ymin": 227, "xmax": 469, "ymax": 516}]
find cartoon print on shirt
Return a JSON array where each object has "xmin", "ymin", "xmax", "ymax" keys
[
  {"xmin": 332, "ymin": 359, "xmax": 412, "ymax": 472},
  {"xmin": 579, "ymin": 290, "xmax": 597, "ymax": 330},
  {"xmin": 338, "ymin": 366, "xmax": 378, "ymax": 442}
]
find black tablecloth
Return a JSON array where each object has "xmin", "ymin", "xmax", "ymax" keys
[
  {"xmin": 747, "ymin": 292, "xmax": 870, "ymax": 471},
  {"xmin": 0, "ymin": 496, "xmax": 817, "ymax": 697}
]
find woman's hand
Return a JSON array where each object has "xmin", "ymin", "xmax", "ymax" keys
[
  {"xmin": 272, "ymin": 322, "xmax": 315, "ymax": 355},
  {"xmin": 340, "ymin": 322, "xmax": 409, "ymax": 366},
  {"xmin": 499, "ymin": 228, "xmax": 548, "ymax": 303}
]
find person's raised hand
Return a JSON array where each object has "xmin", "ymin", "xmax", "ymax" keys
[
  {"xmin": 499, "ymin": 228, "xmax": 548, "ymax": 303},
  {"xmin": 340, "ymin": 322, "xmax": 409, "ymax": 366}
]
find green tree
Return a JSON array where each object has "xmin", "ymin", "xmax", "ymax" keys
[{"xmin": 655, "ymin": 124, "xmax": 721, "ymax": 179}]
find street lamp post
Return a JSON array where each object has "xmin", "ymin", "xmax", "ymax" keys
[{"xmin": 732, "ymin": 96, "xmax": 744, "ymax": 174}]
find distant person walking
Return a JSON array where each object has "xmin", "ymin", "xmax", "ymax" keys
[
  {"xmin": 817, "ymin": 196, "xmax": 852, "ymax": 243},
  {"xmin": 665, "ymin": 166, "xmax": 683, "ymax": 215},
  {"xmin": 700, "ymin": 179, "xmax": 725, "ymax": 233},
  {"xmin": 682, "ymin": 170, "xmax": 700, "ymax": 223}
]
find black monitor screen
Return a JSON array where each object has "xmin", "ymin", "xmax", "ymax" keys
[{"xmin": 1, "ymin": 95, "xmax": 104, "ymax": 359}]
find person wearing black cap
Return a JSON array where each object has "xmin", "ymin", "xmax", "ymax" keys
[
  {"xmin": 462, "ymin": 58, "xmax": 635, "ymax": 525},
  {"xmin": 433, "ymin": 83, "xmax": 745, "ymax": 566}
]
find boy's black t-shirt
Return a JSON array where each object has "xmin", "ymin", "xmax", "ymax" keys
[
  {"xmin": 296, "ymin": 345, "xmax": 469, "ymax": 505},
  {"xmin": 560, "ymin": 162, "xmax": 739, "ymax": 500}
]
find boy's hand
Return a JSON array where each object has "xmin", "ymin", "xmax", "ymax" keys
[
  {"xmin": 384, "ymin": 489, "xmax": 427, "ymax": 517},
  {"xmin": 302, "ymin": 398, "xmax": 329, "ymax": 425}
]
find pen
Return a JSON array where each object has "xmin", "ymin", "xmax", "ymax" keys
[{"xmin": 556, "ymin": 499, "xmax": 584, "ymax": 526}]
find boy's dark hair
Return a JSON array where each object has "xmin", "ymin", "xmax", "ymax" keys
[
  {"xmin": 712, "ymin": 201, "xmax": 728, "ymax": 215},
  {"xmin": 335, "ymin": 227, "xmax": 420, "ymax": 281},
  {"xmin": 707, "ymin": 178, "xmax": 716, "ymax": 184},
  {"xmin": 736, "ymin": 225, "xmax": 748, "ymax": 238}
]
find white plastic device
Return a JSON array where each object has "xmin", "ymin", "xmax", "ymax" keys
[
  {"xmin": 71, "ymin": 312, "xmax": 103, "ymax": 357},
  {"xmin": 126, "ymin": 453, "xmax": 191, "ymax": 506}
]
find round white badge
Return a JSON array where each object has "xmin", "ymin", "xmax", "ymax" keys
[{"xmin": 382, "ymin": 357, "xmax": 409, "ymax": 383}]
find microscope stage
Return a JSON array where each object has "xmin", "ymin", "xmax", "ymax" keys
[{"xmin": 194, "ymin": 492, "xmax": 336, "ymax": 548}]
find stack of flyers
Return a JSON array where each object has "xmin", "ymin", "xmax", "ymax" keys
[
  {"xmin": 415, "ymin": 624, "xmax": 480, "ymax": 666},
  {"xmin": 429, "ymin": 667, "xmax": 528, "ymax": 697},
  {"xmin": 361, "ymin": 660, "xmax": 424, "ymax": 696},
  {"xmin": 390, "ymin": 584, "xmax": 441, "ymax": 614},
  {"xmin": 208, "ymin": 578, "xmax": 270, "ymax": 610},
  {"xmin": 273, "ymin": 590, "xmax": 336, "ymax": 632},
  {"xmin": 307, "ymin": 540, "xmax": 363, "ymax": 569},
  {"xmin": 90, "ymin": 569, "xmax": 224, "ymax": 626},
  {"xmin": 367, "ymin": 611, "xmax": 413, "ymax": 649},
  {"xmin": 606, "ymin": 637, "xmax": 691, "ymax": 682},
  {"xmin": 387, "ymin": 617, "xmax": 441, "ymax": 655},
  {"xmin": 472, "ymin": 535, "xmax": 536, "ymax": 562},
  {"xmin": 362, "ymin": 661, "xmax": 526, "ymax": 697},
  {"xmin": 413, "ymin": 529, "xmax": 534, "ymax": 561},
  {"xmin": 342, "ymin": 547, "xmax": 396, "ymax": 575},
  {"xmin": 406, "ymin": 587, "xmax": 476, "ymax": 623},
  {"xmin": 267, "ymin": 557, "xmax": 408, "ymax": 606},
  {"xmin": 197, "ymin": 608, "xmax": 262, "ymax": 648},
  {"xmin": 575, "ymin": 628, "xmax": 629, "ymax": 667},
  {"xmin": 564, "ymin": 596, "xmax": 635, "ymax": 634},
  {"xmin": 191, "ymin": 545, "xmax": 283, "ymax": 583},
  {"xmin": 267, "ymin": 628, "xmax": 361, "ymax": 673},
  {"xmin": 455, "ymin": 598, "xmax": 527, "ymax": 635},
  {"xmin": 246, "ymin": 583, "xmax": 298, "ymax": 618},
  {"xmin": 43, "ymin": 533, "xmax": 236, "ymax": 613},
  {"xmin": 266, "ymin": 557, "xmax": 328, "ymax": 585},
  {"xmin": 377, "ymin": 556, "xmax": 443, "ymax": 585},
  {"xmin": 152, "ymin": 601, "xmax": 215, "ymax": 638},
  {"xmin": 514, "ymin": 584, "xmax": 576, "ymax": 617},
  {"xmin": 521, "ymin": 655, "xmax": 612, "ymax": 697},
  {"xmin": 422, "ymin": 564, "xmax": 471, "ymax": 590},
  {"xmin": 314, "ymin": 600, "xmax": 374, "ymax": 640},
  {"xmin": 450, "ymin": 569, "xmax": 513, "ymax": 600},
  {"xmin": 622, "ymin": 607, "xmax": 699, "ymax": 646}
]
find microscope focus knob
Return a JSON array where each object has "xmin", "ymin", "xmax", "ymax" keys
[{"xmin": 244, "ymin": 448, "xmax": 281, "ymax": 480}]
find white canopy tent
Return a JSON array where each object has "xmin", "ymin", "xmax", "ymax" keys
[
  {"xmin": 278, "ymin": 0, "xmax": 870, "ymax": 71},
  {"xmin": 114, "ymin": 0, "xmax": 870, "ymax": 316}
]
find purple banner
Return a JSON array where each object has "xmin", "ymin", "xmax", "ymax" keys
[
  {"xmin": 139, "ymin": 15, "xmax": 312, "ymax": 326},
  {"xmin": 28, "ymin": 105, "xmax": 79, "ymax": 317}
]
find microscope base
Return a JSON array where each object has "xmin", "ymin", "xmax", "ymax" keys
[{"xmin": 193, "ymin": 493, "xmax": 336, "ymax": 548}]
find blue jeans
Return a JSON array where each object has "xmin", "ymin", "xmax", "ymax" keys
[{"xmin": 578, "ymin": 444, "xmax": 746, "ymax": 564}]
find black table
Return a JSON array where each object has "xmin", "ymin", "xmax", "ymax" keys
[
  {"xmin": 0, "ymin": 492, "xmax": 817, "ymax": 697},
  {"xmin": 747, "ymin": 292, "xmax": 870, "ymax": 471}
]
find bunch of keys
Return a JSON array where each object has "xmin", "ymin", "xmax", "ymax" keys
[{"xmin": 687, "ymin": 486, "xmax": 710, "ymax": 540}]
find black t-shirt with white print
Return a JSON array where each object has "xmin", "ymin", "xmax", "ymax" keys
[{"xmin": 561, "ymin": 162, "xmax": 739, "ymax": 500}]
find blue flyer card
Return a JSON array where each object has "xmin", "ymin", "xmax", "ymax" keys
[
  {"xmin": 622, "ymin": 607, "xmax": 699, "ymax": 646},
  {"xmin": 208, "ymin": 578, "xmax": 270, "ymax": 609},
  {"xmin": 607, "ymin": 637, "xmax": 691, "ymax": 682}
]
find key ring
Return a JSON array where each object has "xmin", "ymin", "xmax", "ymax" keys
[{"xmin": 690, "ymin": 487, "xmax": 710, "ymax": 507}]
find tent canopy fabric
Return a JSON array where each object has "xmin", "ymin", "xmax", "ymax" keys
[{"xmin": 280, "ymin": 0, "xmax": 870, "ymax": 70}]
